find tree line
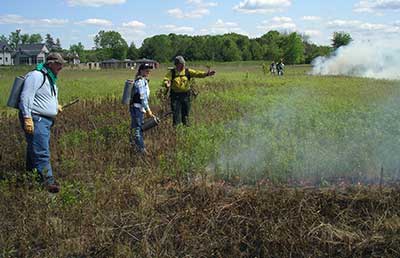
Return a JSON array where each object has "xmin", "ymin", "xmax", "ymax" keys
[{"xmin": 1, "ymin": 30, "xmax": 352, "ymax": 64}]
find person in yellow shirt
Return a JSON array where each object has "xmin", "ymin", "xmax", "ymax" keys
[{"xmin": 163, "ymin": 56, "xmax": 215, "ymax": 126}]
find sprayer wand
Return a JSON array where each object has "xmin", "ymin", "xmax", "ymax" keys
[{"xmin": 62, "ymin": 98, "xmax": 80, "ymax": 109}]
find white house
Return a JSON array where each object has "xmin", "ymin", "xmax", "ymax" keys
[
  {"xmin": 0, "ymin": 42, "xmax": 13, "ymax": 65},
  {"xmin": 13, "ymin": 43, "xmax": 49, "ymax": 65}
]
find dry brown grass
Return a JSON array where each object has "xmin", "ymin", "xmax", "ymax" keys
[{"xmin": 1, "ymin": 98, "xmax": 400, "ymax": 257}]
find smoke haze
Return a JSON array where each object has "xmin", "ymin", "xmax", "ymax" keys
[
  {"xmin": 212, "ymin": 87, "xmax": 400, "ymax": 185},
  {"xmin": 311, "ymin": 40, "xmax": 400, "ymax": 80}
]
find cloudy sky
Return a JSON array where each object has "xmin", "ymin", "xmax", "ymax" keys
[{"xmin": 1, "ymin": 0, "xmax": 399, "ymax": 49}]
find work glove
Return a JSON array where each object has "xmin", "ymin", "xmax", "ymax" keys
[
  {"xmin": 24, "ymin": 117, "xmax": 34, "ymax": 134},
  {"xmin": 58, "ymin": 104, "xmax": 63, "ymax": 113},
  {"xmin": 207, "ymin": 70, "xmax": 216, "ymax": 76},
  {"xmin": 146, "ymin": 109, "xmax": 155, "ymax": 118}
]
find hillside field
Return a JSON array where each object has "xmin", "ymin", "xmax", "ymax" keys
[{"xmin": 1, "ymin": 62, "xmax": 400, "ymax": 257}]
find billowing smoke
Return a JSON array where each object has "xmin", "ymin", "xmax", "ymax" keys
[
  {"xmin": 311, "ymin": 40, "xmax": 400, "ymax": 80},
  {"xmin": 211, "ymin": 87, "xmax": 400, "ymax": 185}
]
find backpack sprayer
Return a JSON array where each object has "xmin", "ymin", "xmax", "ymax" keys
[{"xmin": 142, "ymin": 111, "xmax": 172, "ymax": 131}]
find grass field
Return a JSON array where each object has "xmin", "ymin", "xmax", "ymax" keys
[{"xmin": 1, "ymin": 62, "xmax": 400, "ymax": 257}]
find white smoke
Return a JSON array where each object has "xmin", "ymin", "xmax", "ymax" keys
[{"xmin": 311, "ymin": 40, "xmax": 400, "ymax": 80}]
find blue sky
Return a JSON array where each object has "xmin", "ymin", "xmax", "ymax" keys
[{"xmin": 1, "ymin": 0, "xmax": 399, "ymax": 49}]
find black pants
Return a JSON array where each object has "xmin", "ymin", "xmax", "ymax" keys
[{"xmin": 170, "ymin": 91, "xmax": 191, "ymax": 126}]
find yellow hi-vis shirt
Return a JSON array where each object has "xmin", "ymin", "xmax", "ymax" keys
[{"xmin": 163, "ymin": 68, "xmax": 208, "ymax": 93}]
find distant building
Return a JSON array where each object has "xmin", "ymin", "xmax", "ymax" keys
[
  {"xmin": 100, "ymin": 58, "xmax": 121, "ymax": 69},
  {"xmin": 65, "ymin": 52, "xmax": 80, "ymax": 65},
  {"xmin": 13, "ymin": 43, "xmax": 49, "ymax": 65},
  {"xmin": 0, "ymin": 42, "xmax": 13, "ymax": 65},
  {"xmin": 133, "ymin": 58, "xmax": 159, "ymax": 69},
  {"xmin": 100, "ymin": 58, "xmax": 136, "ymax": 69},
  {"xmin": 83, "ymin": 62, "xmax": 101, "ymax": 70},
  {"xmin": 122, "ymin": 59, "xmax": 135, "ymax": 69},
  {"xmin": 99, "ymin": 58, "xmax": 159, "ymax": 69}
]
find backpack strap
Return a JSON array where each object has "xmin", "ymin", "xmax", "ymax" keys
[
  {"xmin": 32, "ymin": 69, "xmax": 54, "ymax": 95},
  {"xmin": 38, "ymin": 70, "xmax": 47, "ymax": 89},
  {"xmin": 171, "ymin": 68, "xmax": 191, "ymax": 81},
  {"xmin": 185, "ymin": 68, "xmax": 190, "ymax": 81}
]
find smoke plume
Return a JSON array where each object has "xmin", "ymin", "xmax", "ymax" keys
[{"xmin": 311, "ymin": 40, "xmax": 400, "ymax": 80}]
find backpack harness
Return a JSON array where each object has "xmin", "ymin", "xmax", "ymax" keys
[{"xmin": 171, "ymin": 68, "xmax": 191, "ymax": 81}]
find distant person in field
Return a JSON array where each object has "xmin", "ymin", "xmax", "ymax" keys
[
  {"xmin": 19, "ymin": 52, "xmax": 66, "ymax": 193},
  {"xmin": 277, "ymin": 59, "xmax": 285, "ymax": 76},
  {"xmin": 270, "ymin": 61, "xmax": 277, "ymax": 75},
  {"xmin": 130, "ymin": 63, "xmax": 155, "ymax": 154},
  {"xmin": 163, "ymin": 56, "xmax": 216, "ymax": 126},
  {"xmin": 262, "ymin": 63, "xmax": 268, "ymax": 75}
]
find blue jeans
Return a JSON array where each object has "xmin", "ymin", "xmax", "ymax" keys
[
  {"xmin": 130, "ymin": 106, "xmax": 145, "ymax": 153},
  {"xmin": 19, "ymin": 113, "xmax": 54, "ymax": 184}
]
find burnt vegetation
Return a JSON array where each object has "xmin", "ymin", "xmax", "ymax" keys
[{"xmin": 1, "ymin": 76, "xmax": 400, "ymax": 257}]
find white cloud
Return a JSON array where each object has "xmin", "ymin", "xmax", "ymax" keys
[
  {"xmin": 66, "ymin": 0, "xmax": 126, "ymax": 7},
  {"xmin": 302, "ymin": 16, "xmax": 321, "ymax": 21},
  {"xmin": 271, "ymin": 16, "xmax": 292, "ymax": 23},
  {"xmin": 326, "ymin": 19, "xmax": 397, "ymax": 33},
  {"xmin": 40, "ymin": 19, "xmax": 69, "ymax": 26},
  {"xmin": 354, "ymin": 0, "xmax": 400, "ymax": 13},
  {"xmin": 161, "ymin": 25, "xmax": 195, "ymax": 33},
  {"xmin": 167, "ymin": 0, "xmax": 217, "ymax": 19},
  {"xmin": 0, "ymin": 14, "xmax": 68, "ymax": 26},
  {"xmin": 258, "ymin": 16, "xmax": 296, "ymax": 31},
  {"xmin": 122, "ymin": 20, "xmax": 146, "ymax": 29},
  {"xmin": 326, "ymin": 19, "xmax": 362, "ymax": 28},
  {"xmin": 208, "ymin": 19, "xmax": 245, "ymax": 34},
  {"xmin": 233, "ymin": 0, "xmax": 292, "ymax": 14},
  {"xmin": 167, "ymin": 7, "xmax": 210, "ymax": 18},
  {"xmin": 214, "ymin": 19, "xmax": 239, "ymax": 28},
  {"xmin": 325, "ymin": 19, "xmax": 400, "ymax": 40},
  {"xmin": 186, "ymin": 0, "xmax": 218, "ymax": 7},
  {"xmin": 304, "ymin": 30, "xmax": 321, "ymax": 37},
  {"xmin": 76, "ymin": 18, "xmax": 112, "ymax": 26}
]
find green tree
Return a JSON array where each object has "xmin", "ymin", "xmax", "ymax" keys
[
  {"xmin": 20, "ymin": 34, "xmax": 30, "ymax": 44},
  {"xmin": 204, "ymin": 36, "xmax": 223, "ymax": 61},
  {"xmin": 332, "ymin": 31, "xmax": 352, "ymax": 50},
  {"xmin": 45, "ymin": 34, "xmax": 55, "ymax": 51},
  {"xmin": 53, "ymin": 38, "xmax": 62, "ymax": 51},
  {"xmin": 258, "ymin": 31, "xmax": 285, "ymax": 61},
  {"xmin": 232, "ymin": 33, "xmax": 252, "ymax": 60},
  {"xmin": 94, "ymin": 30, "xmax": 128, "ymax": 60},
  {"xmin": 221, "ymin": 38, "xmax": 241, "ymax": 61},
  {"xmin": 0, "ymin": 34, "xmax": 7, "ymax": 43},
  {"xmin": 70, "ymin": 42, "xmax": 85, "ymax": 62},
  {"xmin": 304, "ymin": 41, "xmax": 332, "ymax": 64},
  {"xmin": 9, "ymin": 29, "xmax": 22, "ymax": 49},
  {"xmin": 140, "ymin": 35, "xmax": 173, "ymax": 62},
  {"xmin": 283, "ymin": 32, "xmax": 305, "ymax": 64},
  {"xmin": 250, "ymin": 40, "xmax": 263, "ymax": 60},
  {"xmin": 127, "ymin": 42, "xmax": 139, "ymax": 60},
  {"xmin": 186, "ymin": 36, "xmax": 206, "ymax": 60},
  {"xmin": 29, "ymin": 34, "xmax": 43, "ymax": 44}
]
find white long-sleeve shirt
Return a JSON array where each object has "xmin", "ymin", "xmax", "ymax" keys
[{"xmin": 19, "ymin": 69, "xmax": 59, "ymax": 118}]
